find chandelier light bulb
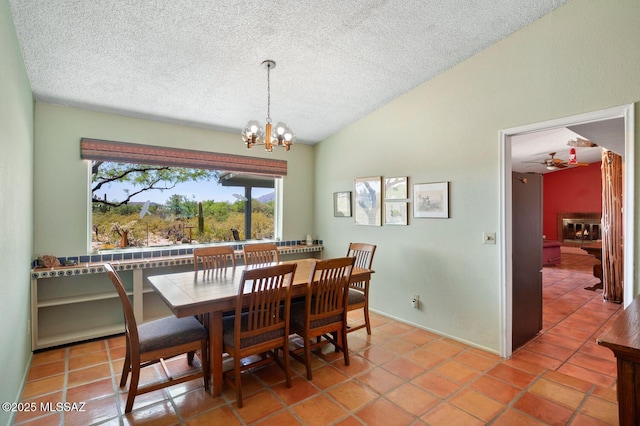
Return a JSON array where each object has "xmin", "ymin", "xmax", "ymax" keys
[{"xmin": 242, "ymin": 120, "xmax": 264, "ymax": 148}]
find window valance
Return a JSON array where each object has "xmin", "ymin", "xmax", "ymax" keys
[{"xmin": 80, "ymin": 138, "xmax": 287, "ymax": 177}]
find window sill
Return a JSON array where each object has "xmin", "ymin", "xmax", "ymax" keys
[{"xmin": 32, "ymin": 244, "xmax": 323, "ymax": 279}]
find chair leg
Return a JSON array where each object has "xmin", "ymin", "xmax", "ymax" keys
[
  {"xmin": 234, "ymin": 356, "xmax": 243, "ymax": 408},
  {"xmin": 282, "ymin": 345, "xmax": 292, "ymax": 388},
  {"xmin": 304, "ymin": 337, "xmax": 313, "ymax": 380},
  {"xmin": 200, "ymin": 340, "xmax": 210, "ymax": 392},
  {"xmin": 187, "ymin": 351, "xmax": 195, "ymax": 366},
  {"xmin": 120, "ymin": 346, "xmax": 131, "ymax": 388},
  {"xmin": 125, "ymin": 364, "xmax": 140, "ymax": 413},
  {"xmin": 341, "ymin": 328, "xmax": 350, "ymax": 366},
  {"xmin": 364, "ymin": 303, "xmax": 371, "ymax": 335}
]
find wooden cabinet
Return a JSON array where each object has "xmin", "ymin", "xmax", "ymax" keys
[{"xmin": 597, "ymin": 295, "xmax": 640, "ymax": 425}]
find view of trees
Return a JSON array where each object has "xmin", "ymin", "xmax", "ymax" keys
[{"xmin": 91, "ymin": 162, "xmax": 274, "ymax": 250}]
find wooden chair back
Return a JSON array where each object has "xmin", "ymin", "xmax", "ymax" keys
[
  {"xmin": 346, "ymin": 242, "xmax": 376, "ymax": 270},
  {"xmin": 104, "ymin": 263, "xmax": 208, "ymax": 413},
  {"xmin": 232, "ymin": 263, "xmax": 296, "ymax": 344},
  {"xmin": 289, "ymin": 256, "xmax": 355, "ymax": 379},
  {"xmin": 194, "ymin": 245, "xmax": 236, "ymax": 272},
  {"xmin": 224, "ymin": 263, "xmax": 297, "ymax": 407},
  {"xmin": 306, "ymin": 257, "xmax": 355, "ymax": 324},
  {"xmin": 345, "ymin": 242, "xmax": 376, "ymax": 334},
  {"xmin": 105, "ymin": 263, "xmax": 140, "ymax": 353},
  {"xmin": 243, "ymin": 242, "xmax": 280, "ymax": 265}
]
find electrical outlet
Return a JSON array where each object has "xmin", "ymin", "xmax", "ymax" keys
[
  {"xmin": 483, "ymin": 232, "xmax": 496, "ymax": 244},
  {"xmin": 411, "ymin": 294, "xmax": 419, "ymax": 309}
]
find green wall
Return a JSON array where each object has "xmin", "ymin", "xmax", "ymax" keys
[
  {"xmin": 33, "ymin": 103, "xmax": 315, "ymax": 255},
  {"xmin": 0, "ymin": 0, "xmax": 34, "ymax": 423},
  {"xmin": 315, "ymin": 0, "xmax": 640, "ymax": 352}
]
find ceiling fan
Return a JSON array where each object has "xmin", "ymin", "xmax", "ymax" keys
[{"xmin": 528, "ymin": 152, "xmax": 589, "ymax": 170}]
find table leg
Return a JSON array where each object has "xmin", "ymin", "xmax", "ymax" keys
[{"xmin": 209, "ymin": 311, "xmax": 223, "ymax": 396}]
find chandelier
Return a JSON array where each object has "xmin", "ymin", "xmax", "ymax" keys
[{"xmin": 242, "ymin": 60, "xmax": 295, "ymax": 152}]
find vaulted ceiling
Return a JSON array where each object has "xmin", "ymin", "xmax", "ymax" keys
[{"xmin": 10, "ymin": 0, "xmax": 568, "ymax": 144}]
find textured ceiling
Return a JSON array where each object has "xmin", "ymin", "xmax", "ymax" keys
[{"xmin": 9, "ymin": 0, "xmax": 569, "ymax": 144}]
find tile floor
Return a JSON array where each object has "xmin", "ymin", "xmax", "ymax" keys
[{"xmin": 15, "ymin": 251, "xmax": 622, "ymax": 425}]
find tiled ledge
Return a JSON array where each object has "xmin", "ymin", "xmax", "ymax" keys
[{"xmin": 32, "ymin": 244, "xmax": 323, "ymax": 279}]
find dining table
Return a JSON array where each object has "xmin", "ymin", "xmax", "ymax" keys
[{"xmin": 146, "ymin": 257, "xmax": 374, "ymax": 396}]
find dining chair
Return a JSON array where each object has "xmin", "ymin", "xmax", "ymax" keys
[
  {"xmin": 222, "ymin": 263, "xmax": 297, "ymax": 408},
  {"xmin": 242, "ymin": 242, "xmax": 280, "ymax": 265},
  {"xmin": 289, "ymin": 256, "xmax": 355, "ymax": 380},
  {"xmin": 193, "ymin": 245, "xmax": 236, "ymax": 273},
  {"xmin": 104, "ymin": 263, "xmax": 209, "ymax": 413},
  {"xmin": 345, "ymin": 242, "xmax": 376, "ymax": 334}
]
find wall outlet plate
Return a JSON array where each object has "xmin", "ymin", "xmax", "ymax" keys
[{"xmin": 483, "ymin": 232, "xmax": 496, "ymax": 244}]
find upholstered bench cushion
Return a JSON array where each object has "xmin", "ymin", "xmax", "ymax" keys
[
  {"xmin": 543, "ymin": 240, "xmax": 562, "ymax": 265},
  {"xmin": 222, "ymin": 313, "xmax": 285, "ymax": 349},
  {"xmin": 138, "ymin": 316, "xmax": 207, "ymax": 354}
]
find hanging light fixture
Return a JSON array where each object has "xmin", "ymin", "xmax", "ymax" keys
[{"xmin": 242, "ymin": 60, "xmax": 295, "ymax": 152}]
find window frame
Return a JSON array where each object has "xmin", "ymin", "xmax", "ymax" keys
[{"xmin": 83, "ymin": 139, "xmax": 285, "ymax": 251}]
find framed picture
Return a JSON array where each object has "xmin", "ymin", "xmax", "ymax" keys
[
  {"xmin": 384, "ymin": 201, "xmax": 408, "ymax": 225},
  {"xmin": 333, "ymin": 191, "xmax": 352, "ymax": 217},
  {"xmin": 354, "ymin": 176, "xmax": 382, "ymax": 226},
  {"xmin": 384, "ymin": 176, "xmax": 408, "ymax": 199},
  {"xmin": 413, "ymin": 182, "xmax": 449, "ymax": 218}
]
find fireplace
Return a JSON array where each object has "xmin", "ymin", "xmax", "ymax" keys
[{"xmin": 558, "ymin": 212, "xmax": 601, "ymax": 245}]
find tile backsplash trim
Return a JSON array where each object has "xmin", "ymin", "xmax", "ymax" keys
[{"xmin": 32, "ymin": 241, "xmax": 322, "ymax": 279}]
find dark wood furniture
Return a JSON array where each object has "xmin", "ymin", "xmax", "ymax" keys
[
  {"xmin": 243, "ymin": 242, "xmax": 280, "ymax": 265},
  {"xmin": 194, "ymin": 245, "xmax": 236, "ymax": 272},
  {"xmin": 146, "ymin": 258, "xmax": 373, "ymax": 396},
  {"xmin": 105, "ymin": 264, "xmax": 209, "ymax": 413},
  {"xmin": 222, "ymin": 263, "xmax": 296, "ymax": 407},
  {"xmin": 597, "ymin": 295, "xmax": 640, "ymax": 425},
  {"xmin": 345, "ymin": 242, "xmax": 377, "ymax": 334},
  {"xmin": 581, "ymin": 242, "xmax": 603, "ymax": 291},
  {"xmin": 289, "ymin": 257, "xmax": 354, "ymax": 379}
]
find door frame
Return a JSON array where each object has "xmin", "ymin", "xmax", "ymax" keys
[{"xmin": 499, "ymin": 104, "xmax": 635, "ymax": 358}]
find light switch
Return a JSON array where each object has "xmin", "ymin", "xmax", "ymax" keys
[{"xmin": 483, "ymin": 232, "xmax": 496, "ymax": 244}]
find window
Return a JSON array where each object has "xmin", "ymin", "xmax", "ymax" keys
[{"xmin": 81, "ymin": 139, "xmax": 286, "ymax": 251}]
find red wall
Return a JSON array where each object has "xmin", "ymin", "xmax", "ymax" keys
[{"xmin": 543, "ymin": 162, "xmax": 601, "ymax": 241}]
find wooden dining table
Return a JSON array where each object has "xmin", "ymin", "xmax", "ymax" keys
[{"xmin": 146, "ymin": 257, "xmax": 373, "ymax": 396}]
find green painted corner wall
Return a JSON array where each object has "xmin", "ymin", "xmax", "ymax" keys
[
  {"xmin": 0, "ymin": 0, "xmax": 34, "ymax": 423},
  {"xmin": 315, "ymin": 0, "xmax": 640, "ymax": 352},
  {"xmin": 33, "ymin": 104, "xmax": 315, "ymax": 256}
]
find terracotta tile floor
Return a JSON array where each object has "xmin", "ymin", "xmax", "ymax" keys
[{"xmin": 16, "ymin": 252, "xmax": 622, "ymax": 425}]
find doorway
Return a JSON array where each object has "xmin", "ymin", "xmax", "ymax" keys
[{"xmin": 499, "ymin": 104, "xmax": 635, "ymax": 358}]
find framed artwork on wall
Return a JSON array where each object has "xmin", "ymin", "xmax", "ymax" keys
[
  {"xmin": 413, "ymin": 182, "xmax": 449, "ymax": 218},
  {"xmin": 384, "ymin": 201, "xmax": 408, "ymax": 225},
  {"xmin": 354, "ymin": 176, "xmax": 382, "ymax": 226},
  {"xmin": 384, "ymin": 176, "xmax": 408, "ymax": 200},
  {"xmin": 333, "ymin": 191, "xmax": 352, "ymax": 217}
]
